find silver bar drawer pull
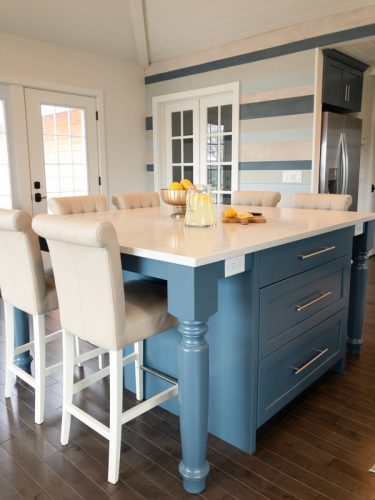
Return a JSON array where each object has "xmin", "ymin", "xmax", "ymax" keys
[
  {"xmin": 298, "ymin": 245, "xmax": 336, "ymax": 260},
  {"xmin": 292, "ymin": 348, "xmax": 329, "ymax": 375},
  {"xmin": 295, "ymin": 290, "xmax": 332, "ymax": 312}
]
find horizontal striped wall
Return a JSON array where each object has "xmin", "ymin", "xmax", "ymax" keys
[{"xmin": 145, "ymin": 50, "xmax": 315, "ymax": 194}]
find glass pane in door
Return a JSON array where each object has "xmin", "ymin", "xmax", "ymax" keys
[
  {"xmin": 41, "ymin": 105, "xmax": 88, "ymax": 198},
  {"xmin": 0, "ymin": 100, "xmax": 12, "ymax": 208}
]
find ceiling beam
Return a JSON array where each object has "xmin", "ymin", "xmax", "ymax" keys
[{"xmin": 129, "ymin": 0, "xmax": 149, "ymax": 67}]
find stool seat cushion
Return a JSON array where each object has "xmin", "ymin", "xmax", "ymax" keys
[{"xmin": 112, "ymin": 192, "xmax": 160, "ymax": 210}]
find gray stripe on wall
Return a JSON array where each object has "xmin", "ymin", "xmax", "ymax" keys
[
  {"xmin": 240, "ymin": 96, "xmax": 313, "ymax": 119},
  {"xmin": 146, "ymin": 164, "xmax": 154, "ymax": 172},
  {"xmin": 145, "ymin": 24, "xmax": 375, "ymax": 84},
  {"xmin": 146, "ymin": 117, "xmax": 153, "ymax": 130},
  {"xmin": 239, "ymin": 161, "xmax": 312, "ymax": 170}
]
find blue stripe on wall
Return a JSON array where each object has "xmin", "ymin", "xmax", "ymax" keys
[
  {"xmin": 145, "ymin": 96, "xmax": 313, "ymax": 131},
  {"xmin": 240, "ymin": 96, "xmax": 314, "ymax": 119},
  {"xmin": 146, "ymin": 164, "xmax": 154, "ymax": 172},
  {"xmin": 239, "ymin": 161, "xmax": 312, "ymax": 170},
  {"xmin": 146, "ymin": 116, "xmax": 153, "ymax": 130},
  {"xmin": 145, "ymin": 24, "xmax": 375, "ymax": 84}
]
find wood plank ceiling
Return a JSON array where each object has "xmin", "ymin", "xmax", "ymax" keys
[{"xmin": 0, "ymin": 0, "xmax": 374, "ymax": 65}]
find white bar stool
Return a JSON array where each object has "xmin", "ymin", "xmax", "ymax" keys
[
  {"xmin": 112, "ymin": 192, "xmax": 160, "ymax": 209},
  {"xmin": 48, "ymin": 194, "xmax": 108, "ymax": 369},
  {"xmin": 291, "ymin": 193, "xmax": 352, "ymax": 210},
  {"xmin": 232, "ymin": 191, "xmax": 281, "ymax": 207},
  {"xmin": 0, "ymin": 209, "xmax": 61, "ymax": 424},
  {"xmin": 33, "ymin": 214, "xmax": 178, "ymax": 484}
]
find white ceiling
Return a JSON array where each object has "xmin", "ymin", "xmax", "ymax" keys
[
  {"xmin": 336, "ymin": 38, "xmax": 375, "ymax": 66},
  {"xmin": 0, "ymin": 0, "xmax": 374, "ymax": 65}
]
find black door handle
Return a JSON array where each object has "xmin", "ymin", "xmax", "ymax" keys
[
  {"xmin": 372, "ymin": 184, "xmax": 375, "ymax": 193},
  {"xmin": 34, "ymin": 193, "xmax": 46, "ymax": 203}
]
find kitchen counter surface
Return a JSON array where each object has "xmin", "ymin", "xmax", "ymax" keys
[{"xmin": 68, "ymin": 205, "xmax": 375, "ymax": 266}]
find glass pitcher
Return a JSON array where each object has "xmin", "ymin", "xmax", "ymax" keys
[{"xmin": 184, "ymin": 184, "xmax": 216, "ymax": 228}]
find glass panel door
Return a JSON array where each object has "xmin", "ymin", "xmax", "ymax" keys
[
  {"xmin": 165, "ymin": 100, "xmax": 199, "ymax": 186},
  {"xmin": 200, "ymin": 96, "xmax": 237, "ymax": 204},
  {"xmin": 0, "ymin": 99, "xmax": 13, "ymax": 208},
  {"xmin": 25, "ymin": 89, "xmax": 100, "ymax": 215}
]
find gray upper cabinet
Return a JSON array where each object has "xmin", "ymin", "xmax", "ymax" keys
[{"xmin": 322, "ymin": 49, "xmax": 368, "ymax": 113}]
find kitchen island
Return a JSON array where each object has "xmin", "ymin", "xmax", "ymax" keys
[{"xmin": 14, "ymin": 205, "xmax": 375, "ymax": 494}]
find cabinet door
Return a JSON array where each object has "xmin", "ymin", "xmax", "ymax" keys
[
  {"xmin": 343, "ymin": 69, "xmax": 363, "ymax": 112},
  {"xmin": 323, "ymin": 58, "xmax": 345, "ymax": 108}
]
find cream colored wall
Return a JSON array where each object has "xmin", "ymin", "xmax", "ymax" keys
[
  {"xmin": 0, "ymin": 32, "xmax": 146, "ymax": 201},
  {"xmin": 354, "ymin": 72, "xmax": 375, "ymax": 212}
]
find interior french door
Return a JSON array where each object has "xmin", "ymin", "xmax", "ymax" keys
[
  {"xmin": 25, "ymin": 89, "xmax": 100, "ymax": 215},
  {"xmin": 161, "ymin": 86, "xmax": 238, "ymax": 203}
]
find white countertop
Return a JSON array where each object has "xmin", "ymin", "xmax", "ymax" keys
[{"xmin": 69, "ymin": 205, "xmax": 375, "ymax": 267}]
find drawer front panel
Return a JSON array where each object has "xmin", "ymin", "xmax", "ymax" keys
[
  {"xmin": 257, "ymin": 311, "xmax": 346, "ymax": 426},
  {"xmin": 259, "ymin": 256, "xmax": 350, "ymax": 358},
  {"xmin": 260, "ymin": 227, "xmax": 353, "ymax": 287}
]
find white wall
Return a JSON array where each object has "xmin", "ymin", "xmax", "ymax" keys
[
  {"xmin": 355, "ymin": 72, "xmax": 375, "ymax": 212},
  {"xmin": 0, "ymin": 32, "xmax": 146, "ymax": 201}
]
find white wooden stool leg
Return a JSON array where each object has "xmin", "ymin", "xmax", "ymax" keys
[
  {"xmin": 134, "ymin": 341, "xmax": 144, "ymax": 401},
  {"xmin": 4, "ymin": 301, "xmax": 14, "ymax": 398},
  {"xmin": 98, "ymin": 354, "xmax": 104, "ymax": 369},
  {"xmin": 75, "ymin": 336, "xmax": 82, "ymax": 367},
  {"xmin": 61, "ymin": 330, "xmax": 75, "ymax": 445},
  {"xmin": 108, "ymin": 349, "xmax": 123, "ymax": 484},
  {"xmin": 33, "ymin": 314, "xmax": 46, "ymax": 424}
]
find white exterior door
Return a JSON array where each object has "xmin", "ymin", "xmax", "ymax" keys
[
  {"xmin": 0, "ymin": 86, "xmax": 13, "ymax": 208},
  {"xmin": 25, "ymin": 89, "xmax": 100, "ymax": 214}
]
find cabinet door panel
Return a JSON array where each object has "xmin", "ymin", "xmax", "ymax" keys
[{"xmin": 323, "ymin": 59, "xmax": 344, "ymax": 108}]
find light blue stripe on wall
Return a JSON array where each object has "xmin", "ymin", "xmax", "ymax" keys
[{"xmin": 241, "ymin": 70, "xmax": 314, "ymax": 93}]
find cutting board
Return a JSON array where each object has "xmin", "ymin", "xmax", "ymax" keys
[{"xmin": 222, "ymin": 214, "xmax": 267, "ymax": 224}]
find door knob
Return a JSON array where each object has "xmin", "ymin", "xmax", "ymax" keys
[
  {"xmin": 371, "ymin": 184, "xmax": 375, "ymax": 193},
  {"xmin": 34, "ymin": 193, "xmax": 46, "ymax": 203}
]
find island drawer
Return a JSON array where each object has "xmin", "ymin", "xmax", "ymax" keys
[
  {"xmin": 260, "ymin": 227, "xmax": 353, "ymax": 287},
  {"xmin": 257, "ymin": 310, "xmax": 346, "ymax": 426},
  {"xmin": 259, "ymin": 256, "xmax": 350, "ymax": 358}
]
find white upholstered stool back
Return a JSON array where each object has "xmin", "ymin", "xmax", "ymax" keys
[
  {"xmin": 0, "ymin": 209, "xmax": 57, "ymax": 315},
  {"xmin": 232, "ymin": 191, "xmax": 281, "ymax": 207},
  {"xmin": 112, "ymin": 192, "xmax": 160, "ymax": 210},
  {"xmin": 292, "ymin": 193, "xmax": 352, "ymax": 211},
  {"xmin": 33, "ymin": 215, "xmax": 125, "ymax": 351},
  {"xmin": 48, "ymin": 194, "xmax": 108, "ymax": 215}
]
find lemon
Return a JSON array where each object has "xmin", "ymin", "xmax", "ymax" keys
[
  {"xmin": 180, "ymin": 179, "xmax": 193, "ymax": 190},
  {"xmin": 237, "ymin": 212, "xmax": 253, "ymax": 220},
  {"xmin": 224, "ymin": 207, "xmax": 237, "ymax": 218},
  {"xmin": 169, "ymin": 182, "xmax": 183, "ymax": 190}
]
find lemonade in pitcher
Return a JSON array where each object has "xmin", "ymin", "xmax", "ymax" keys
[{"xmin": 184, "ymin": 184, "xmax": 216, "ymax": 228}]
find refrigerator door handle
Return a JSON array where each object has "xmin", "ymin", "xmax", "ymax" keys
[{"xmin": 342, "ymin": 132, "xmax": 349, "ymax": 194}]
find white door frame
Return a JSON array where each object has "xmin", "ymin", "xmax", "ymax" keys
[
  {"xmin": 0, "ymin": 75, "xmax": 107, "ymax": 210},
  {"xmin": 152, "ymin": 82, "xmax": 239, "ymax": 192}
]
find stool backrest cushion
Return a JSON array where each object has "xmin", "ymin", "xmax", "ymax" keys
[
  {"xmin": 33, "ymin": 215, "xmax": 125, "ymax": 350},
  {"xmin": 232, "ymin": 191, "xmax": 281, "ymax": 207},
  {"xmin": 112, "ymin": 192, "xmax": 160, "ymax": 210},
  {"xmin": 0, "ymin": 209, "xmax": 48, "ymax": 314},
  {"xmin": 48, "ymin": 194, "xmax": 108, "ymax": 215},
  {"xmin": 292, "ymin": 193, "xmax": 352, "ymax": 210}
]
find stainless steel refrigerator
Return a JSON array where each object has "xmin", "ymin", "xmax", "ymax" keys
[{"xmin": 319, "ymin": 111, "xmax": 362, "ymax": 210}]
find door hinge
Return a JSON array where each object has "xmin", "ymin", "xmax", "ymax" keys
[
  {"xmin": 98, "ymin": 176, "xmax": 102, "ymax": 186},
  {"xmin": 95, "ymin": 111, "xmax": 99, "ymax": 120}
]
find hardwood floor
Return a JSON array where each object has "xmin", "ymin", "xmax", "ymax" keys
[{"xmin": 1, "ymin": 259, "xmax": 375, "ymax": 499}]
